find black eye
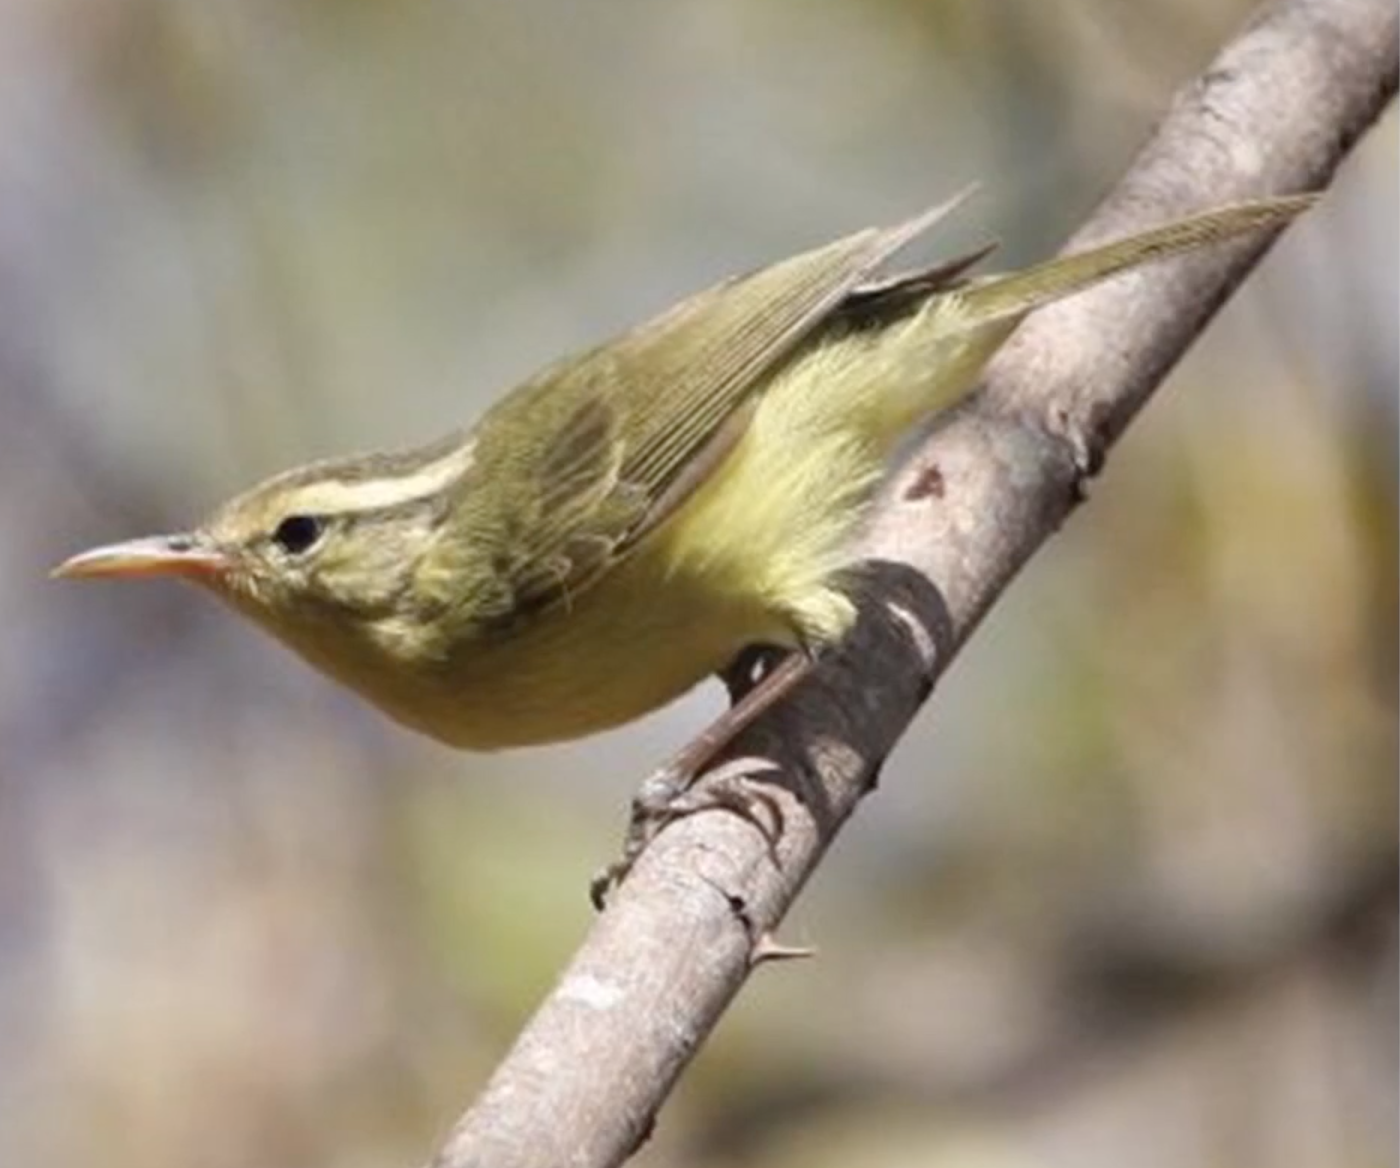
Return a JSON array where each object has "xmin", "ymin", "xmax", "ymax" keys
[{"xmin": 271, "ymin": 514, "xmax": 323, "ymax": 555}]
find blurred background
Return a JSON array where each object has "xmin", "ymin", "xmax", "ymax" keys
[{"xmin": 2, "ymin": 0, "xmax": 1394, "ymax": 1165}]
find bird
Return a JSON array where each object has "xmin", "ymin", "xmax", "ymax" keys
[{"xmin": 54, "ymin": 189, "xmax": 1313, "ymax": 897}]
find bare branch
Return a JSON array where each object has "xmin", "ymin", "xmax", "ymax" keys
[{"xmin": 427, "ymin": 1, "xmax": 1398, "ymax": 1165}]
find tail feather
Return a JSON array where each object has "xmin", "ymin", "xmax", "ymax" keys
[
  {"xmin": 951, "ymin": 193, "xmax": 1316, "ymax": 325},
  {"xmin": 840, "ymin": 192, "xmax": 1316, "ymax": 446}
]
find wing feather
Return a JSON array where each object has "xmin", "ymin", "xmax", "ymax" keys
[{"xmin": 445, "ymin": 191, "xmax": 976, "ymax": 629}]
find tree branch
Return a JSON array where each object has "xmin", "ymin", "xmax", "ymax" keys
[{"xmin": 427, "ymin": 1, "xmax": 1398, "ymax": 1165}]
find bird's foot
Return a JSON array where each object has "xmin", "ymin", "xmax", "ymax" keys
[
  {"xmin": 589, "ymin": 649, "xmax": 816, "ymax": 909},
  {"xmin": 589, "ymin": 756, "xmax": 783, "ymax": 909}
]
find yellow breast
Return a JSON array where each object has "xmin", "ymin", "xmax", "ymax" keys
[{"xmin": 354, "ymin": 374, "xmax": 890, "ymax": 747}]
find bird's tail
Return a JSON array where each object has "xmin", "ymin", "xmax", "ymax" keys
[
  {"xmin": 852, "ymin": 192, "xmax": 1317, "ymax": 442},
  {"xmin": 952, "ymin": 193, "xmax": 1316, "ymax": 326}
]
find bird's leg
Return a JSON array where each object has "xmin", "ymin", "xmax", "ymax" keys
[
  {"xmin": 590, "ymin": 650, "xmax": 817, "ymax": 909},
  {"xmin": 719, "ymin": 642, "xmax": 791, "ymax": 704}
]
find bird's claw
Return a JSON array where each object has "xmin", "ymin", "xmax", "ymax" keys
[{"xmin": 589, "ymin": 757, "xmax": 784, "ymax": 909}]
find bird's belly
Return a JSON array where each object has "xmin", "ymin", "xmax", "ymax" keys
[
  {"xmin": 380, "ymin": 553, "xmax": 790, "ymax": 751},
  {"xmin": 336, "ymin": 366, "xmax": 887, "ymax": 750}
]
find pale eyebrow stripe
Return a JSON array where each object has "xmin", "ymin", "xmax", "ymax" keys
[{"xmin": 282, "ymin": 438, "xmax": 477, "ymax": 515}]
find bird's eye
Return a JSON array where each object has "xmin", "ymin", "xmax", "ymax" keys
[{"xmin": 271, "ymin": 514, "xmax": 324, "ymax": 555}]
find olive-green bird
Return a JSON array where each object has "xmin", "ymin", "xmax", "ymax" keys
[{"xmin": 55, "ymin": 190, "xmax": 1311, "ymax": 889}]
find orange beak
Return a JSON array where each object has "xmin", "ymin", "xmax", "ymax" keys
[{"xmin": 51, "ymin": 533, "xmax": 228, "ymax": 582}]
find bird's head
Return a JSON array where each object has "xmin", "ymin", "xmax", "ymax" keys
[{"xmin": 53, "ymin": 435, "xmax": 479, "ymax": 674}]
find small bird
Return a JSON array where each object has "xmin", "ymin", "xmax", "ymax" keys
[{"xmin": 55, "ymin": 190, "xmax": 1312, "ymax": 895}]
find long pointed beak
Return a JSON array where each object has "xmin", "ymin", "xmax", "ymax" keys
[{"xmin": 51, "ymin": 533, "xmax": 229, "ymax": 581}]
